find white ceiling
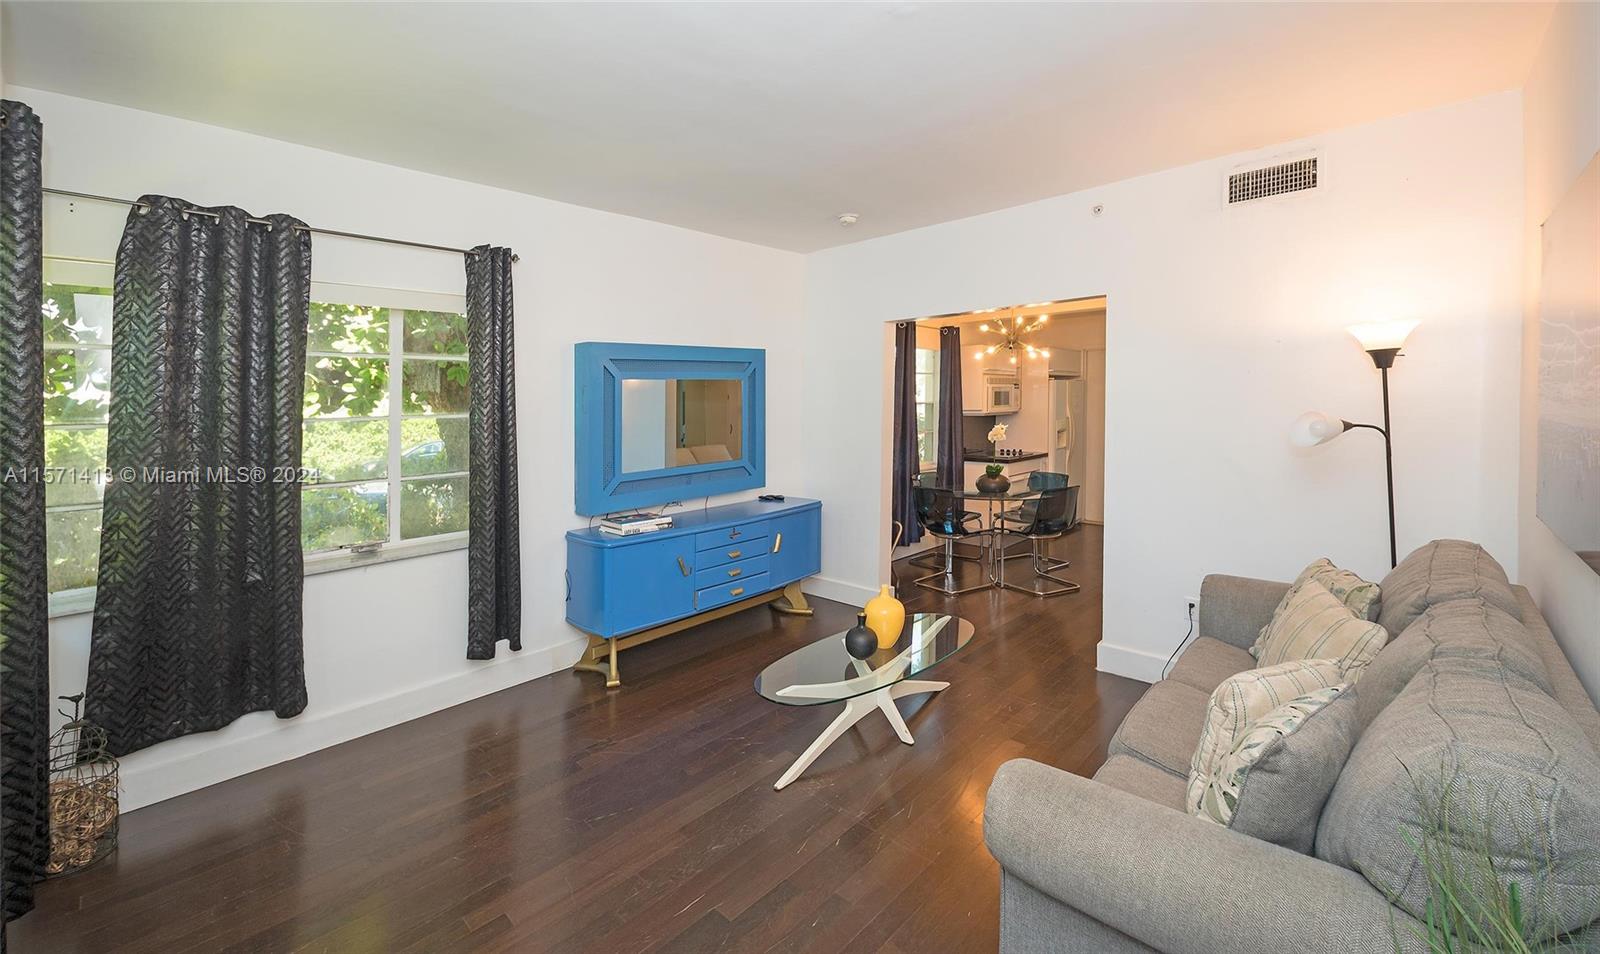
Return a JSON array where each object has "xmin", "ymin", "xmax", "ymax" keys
[{"xmin": 2, "ymin": 2, "xmax": 1553, "ymax": 252}]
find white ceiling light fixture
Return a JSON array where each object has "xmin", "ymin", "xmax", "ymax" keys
[
  {"xmin": 974, "ymin": 309, "xmax": 1051, "ymax": 361},
  {"xmin": 837, "ymin": 212, "xmax": 860, "ymax": 226}
]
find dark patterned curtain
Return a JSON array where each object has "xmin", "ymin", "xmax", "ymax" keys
[
  {"xmin": 86, "ymin": 196, "xmax": 310, "ymax": 756},
  {"xmin": 465, "ymin": 246, "xmax": 520, "ymax": 660},
  {"xmin": 0, "ymin": 99, "xmax": 48, "ymax": 929},
  {"xmin": 890, "ymin": 321, "xmax": 921, "ymax": 546},
  {"xmin": 937, "ymin": 326, "xmax": 964, "ymax": 490}
]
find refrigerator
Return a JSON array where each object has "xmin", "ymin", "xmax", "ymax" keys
[{"xmin": 1048, "ymin": 374, "xmax": 1088, "ymax": 491}]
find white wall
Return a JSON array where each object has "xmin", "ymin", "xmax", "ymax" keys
[
  {"xmin": 1517, "ymin": 2, "xmax": 1600, "ymax": 704},
  {"xmin": 805, "ymin": 93, "xmax": 1526, "ymax": 682},
  {"xmin": 21, "ymin": 86, "xmax": 808, "ymax": 810}
]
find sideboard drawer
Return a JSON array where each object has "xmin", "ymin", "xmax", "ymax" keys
[
  {"xmin": 696, "ymin": 535, "xmax": 771, "ymax": 569},
  {"xmin": 696, "ymin": 572, "xmax": 769, "ymax": 611},
  {"xmin": 694, "ymin": 519, "xmax": 769, "ymax": 553},
  {"xmin": 694, "ymin": 554, "xmax": 770, "ymax": 589}
]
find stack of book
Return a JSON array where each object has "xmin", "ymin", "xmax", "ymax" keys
[{"xmin": 598, "ymin": 512, "xmax": 673, "ymax": 536}]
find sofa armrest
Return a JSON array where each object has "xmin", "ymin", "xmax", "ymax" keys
[
  {"xmin": 1197, "ymin": 574, "xmax": 1290, "ymax": 651},
  {"xmin": 985, "ymin": 759, "xmax": 1422, "ymax": 954}
]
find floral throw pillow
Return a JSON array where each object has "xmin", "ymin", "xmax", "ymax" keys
[
  {"xmin": 1193, "ymin": 684, "xmax": 1347, "ymax": 827},
  {"xmin": 1186, "ymin": 658, "xmax": 1345, "ymax": 814}
]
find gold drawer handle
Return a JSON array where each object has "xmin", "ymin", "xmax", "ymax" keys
[
  {"xmin": 730, "ymin": 587, "xmax": 745, "ymax": 597},
  {"xmin": 773, "ymin": 532, "xmax": 782, "ymax": 554},
  {"xmin": 728, "ymin": 567, "xmax": 742, "ymax": 578},
  {"xmin": 676, "ymin": 556, "xmax": 690, "ymax": 576},
  {"xmin": 727, "ymin": 549, "xmax": 742, "ymax": 560}
]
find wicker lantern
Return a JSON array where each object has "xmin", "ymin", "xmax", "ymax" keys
[{"xmin": 47, "ymin": 693, "xmax": 118, "ymax": 875}]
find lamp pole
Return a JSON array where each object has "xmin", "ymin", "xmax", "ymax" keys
[{"xmin": 1363, "ymin": 346, "xmax": 1400, "ymax": 568}]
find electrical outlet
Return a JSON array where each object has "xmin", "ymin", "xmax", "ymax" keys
[{"xmin": 1185, "ymin": 596, "xmax": 1199, "ymax": 622}]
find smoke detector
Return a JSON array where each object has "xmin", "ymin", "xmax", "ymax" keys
[{"xmin": 837, "ymin": 212, "xmax": 860, "ymax": 226}]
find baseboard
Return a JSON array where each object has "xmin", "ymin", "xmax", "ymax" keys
[
  {"xmin": 115, "ymin": 635, "xmax": 589, "ymax": 812},
  {"xmin": 802, "ymin": 575, "xmax": 876, "ymax": 607},
  {"xmin": 1096, "ymin": 641, "xmax": 1167, "ymax": 684}
]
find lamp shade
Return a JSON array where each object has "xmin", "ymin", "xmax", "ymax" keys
[
  {"xmin": 1289, "ymin": 411, "xmax": 1347, "ymax": 447},
  {"xmin": 1346, "ymin": 320, "xmax": 1419, "ymax": 352}
]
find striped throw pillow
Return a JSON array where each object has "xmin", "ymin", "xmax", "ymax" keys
[
  {"xmin": 1186, "ymin": 658, "xmax": 1345, "ymax": 814},
  {"xmin": 1252, "ymin": 559, "xmax": 1380, "ymax": 658},
  {"xmin": 1253, "ymin": 580, "xmax": 1389, "ymax": 681}
]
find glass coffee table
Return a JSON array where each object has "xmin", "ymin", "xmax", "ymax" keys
[{"xmin": 755, "ymin": 613, "xmax": 975, "ymax": 790}]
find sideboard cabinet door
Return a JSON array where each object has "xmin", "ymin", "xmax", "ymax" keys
[
  {"xmin": 766, "ymin": 507, "xmax": 821, "ymax": 586},
  {"xmin": 603, "ymin": 535, "xmax": 697, "ymax": 635}
]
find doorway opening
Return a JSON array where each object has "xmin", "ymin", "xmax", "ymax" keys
[{"xmin": 885, "ymin": 296, "xmax": 1106, "ymax": 607}]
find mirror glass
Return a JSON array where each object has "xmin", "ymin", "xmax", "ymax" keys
[{"xmin": 619, "ymin": 378, "xmax": 744, "ymax": 474}]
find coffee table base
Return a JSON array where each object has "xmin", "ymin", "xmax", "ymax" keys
[{"xmin": 773, "ymin": 680, "xmax": 949, "ymax": 790}]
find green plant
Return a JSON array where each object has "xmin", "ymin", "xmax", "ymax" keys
[
  {"xmin": 985, "ymin": 463, "xmax": 1004, "ymax": 478},
  {"xmin": 1392, "ymin": 764, "xmax": 1586, "ymax": 954}
]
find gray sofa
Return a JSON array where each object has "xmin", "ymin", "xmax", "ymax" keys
[{"xmin": 985, "ymin": 540, "xmax": 1600, "ymax": 953}]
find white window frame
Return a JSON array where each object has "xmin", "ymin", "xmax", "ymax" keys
[
  {"xmin": 299, "ymin": 281, "xmax": 470, "ymax": 574},
  {"xmin": 914, "ymin": 348, "xmax": 939, "ymax": 473},
  {"xmin": 47, "ymin": 278, "xmax": 473, "ymax": 618}
]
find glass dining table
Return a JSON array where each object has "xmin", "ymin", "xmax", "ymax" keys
[{"xmin": 911, "ymin": 474, "xmax": 1045, "ymax": 589}]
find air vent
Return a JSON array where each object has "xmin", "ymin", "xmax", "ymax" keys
[{"xmin": 1227, "ymin": 157, "xmax": 1318, "ymax": 204}]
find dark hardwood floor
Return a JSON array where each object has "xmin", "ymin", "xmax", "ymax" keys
[{"xmin": 14, "ymin": 524, "xmax": 1144, "ymax": 954}]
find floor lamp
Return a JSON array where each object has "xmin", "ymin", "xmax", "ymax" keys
[{"xmin": 1290, "ymin": 320, "xmax": 1419, "ymax": 568}]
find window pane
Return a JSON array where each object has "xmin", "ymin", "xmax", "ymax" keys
[
  {"xmin": 402, "ymin": 309, "xmax": 468, "ymax": 356},
  {"xmin": 917, "ymin": 432, "xmax": 933, "ymax": 468},
  {"xmin": 915, "ymin": 402, "xmax": 933, "ymax": 434},
  {"xmin": 399, "ymin": 417, "xmax": 470, "ymax": 478},
  {"xmin": 303, "ymin": 356, "xmax": 390, "ymax": 418},
  {"xmin": 301, "ymin": 419, "xmax": 389, "ymax": 483},
  {"xmin": 44, "ymin": 284, "xmax": 113, "ymax": 346},
  {"xmin": 44, "ymin": 348, "xmax": 112, "ymax": 424},
  {"xmin": 915, "ymin": 349, "xmax": 936, "ymax": 373},
  {"xmin": 301, "ymin": 484, "xmax": 388, "ymax": 551},
  {"xmin": 308, "ymin": 302, "xmax": 389, "ymax": 354},
  {"xmin": 402, "ymin": 359, "xmax": 469, "ymax": 414},
  {"xmin": 47, "ymin": 508, "xmax": 101, "ymax": 592},
  {"xmin": 400, "ymin": 475, "xmax": 468, "ymax": 539},
  {"xmin": 914, "ymin": 373, "xmax": 932, "ymax": 403},
  {"xmin": 44, "ymin": 427, "xmax": 108, "ymax": 506}
]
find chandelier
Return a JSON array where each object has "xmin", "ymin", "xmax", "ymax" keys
[{"xmin": 973, "ymin": 309, "xmax": 1051, "ymax": 364}]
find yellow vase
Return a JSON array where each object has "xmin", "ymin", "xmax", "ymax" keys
[{"xmin": 864, "ymin": 584, "xmax": 906, "ymax": 649}]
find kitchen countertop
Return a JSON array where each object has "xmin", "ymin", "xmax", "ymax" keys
[{"xmin": 964, "ymin": 450, "xmax": 1047, "ymax": 464}]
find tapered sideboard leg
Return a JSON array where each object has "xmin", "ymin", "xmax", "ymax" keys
[
  {"xmin": 571, "ymin": 635, "xmax": 621, "ymax": 688},
  {"xmin": 772, "ymin": 581, "xmax": 814, "ymax": 616}
]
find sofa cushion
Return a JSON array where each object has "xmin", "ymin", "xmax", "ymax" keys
[
  {"xmin": 1355, "ymin": 597, "xmax": 1551, "ymax": 732},
  {"xmin": 1092, "ymin": 754, "xmax": 1188, "ymax": 812},
  {"xmin": 1252, "ymin": 580, "xmax": 1389, "ymax": 682},
  {"xmin": 1376, "ymin": 539, "xmax": 1521, "ymax": 636},
  {"xmin": 1186, "ymin": 659, "xmax": 1346, "ymax": 813},
  {"xmin": 1166, "ymin": 637, "xmax": 1255, "ymax": 694},
  {"xmin": 1316, "ymin": 658, "xmax": 1600, "ymax": 939},
  {"xmin": 1257, "ymin": 559, "xmax": 1380, "ymax": 637},
  {"xmin": 1107, "ymin": 680, "xmax": 1209, "ymax": 776},
  {"xmin": 1210, "ymin": 689, "xmax": 1357, "ymax": 854}
]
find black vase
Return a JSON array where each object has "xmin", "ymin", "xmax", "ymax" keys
[
  {"xmin": 975, "ymin": 471, "xmax": 1011, "ymax": 494},
  {"xmin": 844, "ymin": 612, "xmax": 877, "ymax": 660}
]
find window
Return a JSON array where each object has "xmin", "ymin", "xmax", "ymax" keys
[
  {"xmin": 40, "ymin": 270, "xmax": 470, "ymax": 599},
  {"xmin": 42, "ymin": 263, "xmax": 115, "ymax": 594},
  {"xmin": 301, "ymin": 293, "xmax": 470, "ymax": 554},
  {"xmin": 914, "ymin": 348, "xmax": 939, "ymax": 472}
]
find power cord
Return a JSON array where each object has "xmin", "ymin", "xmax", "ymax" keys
[{"xmin": 1161, "ymin": 600, "xmax": 1198, "ymax": 679}]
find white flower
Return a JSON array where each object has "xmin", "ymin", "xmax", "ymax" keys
[{"xmin": 987, "ymin": 423, "xmax": 1008, "ymax": 443}]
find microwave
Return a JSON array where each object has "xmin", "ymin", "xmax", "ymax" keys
[{"xmin": 982, "ymin": 371, "xmax": 1021, "ymax": 414}]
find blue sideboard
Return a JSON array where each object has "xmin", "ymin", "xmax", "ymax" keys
[{"xmin": 566, "ymin": 498, "xmax": 822, "ymax": 686}]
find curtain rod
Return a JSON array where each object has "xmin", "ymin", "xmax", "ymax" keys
[{"xmin": 43, "ymin": 187, "xmax": 518, "ymax": 263}]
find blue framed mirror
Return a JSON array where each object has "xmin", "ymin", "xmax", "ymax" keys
[{"xmin": 574, "ymin": 342, "xmax": 766, "ymax": 515}]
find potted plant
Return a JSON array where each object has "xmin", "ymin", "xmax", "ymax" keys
[{"xmin": 978, "ymin": 423, "xmax": 1011, "ymax": 493}]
